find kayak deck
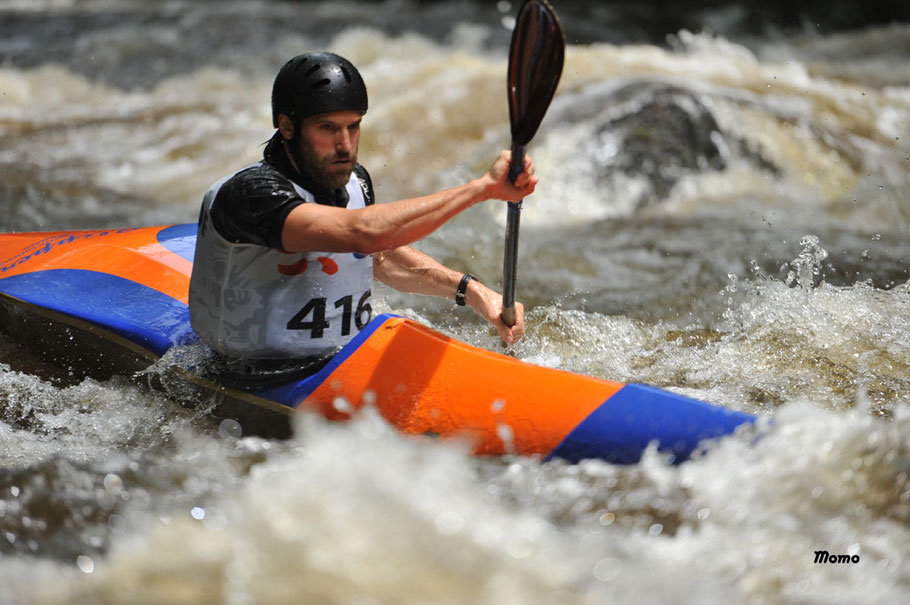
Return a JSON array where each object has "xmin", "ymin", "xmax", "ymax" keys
[{"xmin": 0, "ymin": 224, "xmax": 756, "ymax": 463}]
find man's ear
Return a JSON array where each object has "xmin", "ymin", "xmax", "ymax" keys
[{"xmin": 277, "ymin": 114, "xmax": 295, "ymax": 140}]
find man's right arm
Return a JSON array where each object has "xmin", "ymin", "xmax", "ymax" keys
[{"xmin": 280, "ymin": 150, "xmax": 537, "ymax": 254}]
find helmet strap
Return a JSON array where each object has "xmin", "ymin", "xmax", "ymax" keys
[{"xmin": 282, "ymin": 124, "xmax": 306, "ymax": 176}]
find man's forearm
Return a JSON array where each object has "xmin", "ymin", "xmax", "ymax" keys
[
  {"xmin": 373, "ymin": 246, "xmax": 463, "ymax": 298},
  {"xmin": 356, "ymin": 179, "xmax": 491, "ymax": 253},
  {"xmin": 374, "ymin": 245, "xmax": 525, "ymax": 344},
  {"xmin": 283, "ymin": 178, "xmax": 492, "ymax": 255}
]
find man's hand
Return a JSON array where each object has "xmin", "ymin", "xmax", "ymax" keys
[
  {"xmin": 464, "ymin": 278, "xmax": 526, "ymax": 344},
  {"xmin": 481, "ymin": 150, "xmax": 538, "ymax": 203}
]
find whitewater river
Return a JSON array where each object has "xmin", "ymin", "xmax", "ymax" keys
[{"xmin": 1, "ymin": 1, "xmax": 909, "ymax": 603}]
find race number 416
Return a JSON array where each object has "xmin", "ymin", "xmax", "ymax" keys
[{"xmin": 287, "ymin": 290, "xmax": 372, "ymax": 338}]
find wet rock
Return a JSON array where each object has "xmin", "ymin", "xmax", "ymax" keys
[
  {"xmin": 596, "ymin": 84, "xmax": 729, "ymax": 203},
  {"xmin": 553, "ymin": 80, "xmax": 780, "ymax": 208}
]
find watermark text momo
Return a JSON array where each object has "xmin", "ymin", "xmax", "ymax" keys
[{"xmin": 814, "ymin": 550, "xmax": 860, "ymax": 564}]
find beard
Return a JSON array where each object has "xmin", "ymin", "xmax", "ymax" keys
[{"xmin": 296, "ymin": 136, "xmax": 357, "ymax": 190}]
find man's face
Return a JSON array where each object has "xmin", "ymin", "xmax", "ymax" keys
[{"xmin": 296, "ymin": 110, "xmax": 362, "ymax": 190}]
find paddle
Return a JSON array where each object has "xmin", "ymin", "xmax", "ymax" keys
[{"xmin": 501, "ymin": 0, "xmax": 565, "ymax": 328}]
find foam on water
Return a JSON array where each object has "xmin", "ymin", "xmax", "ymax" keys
[{"xmin": 1, "ymin": 398, "xmax": 907, "ymax": 604}]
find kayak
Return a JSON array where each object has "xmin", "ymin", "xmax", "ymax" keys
[{"xmin": 0, "ymin": 224, "xmax": 756, "ymax": 463}]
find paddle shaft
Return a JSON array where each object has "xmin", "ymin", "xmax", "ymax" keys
[
  {"xmin": 501, "ymin": 143, "xmax": 526, "ymax": 328},
  {"xmin": 499, "ymin": 0, "xmax": 564, "ymax": 329}
]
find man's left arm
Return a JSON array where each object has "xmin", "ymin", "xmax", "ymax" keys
[{"xmin": 373, "ymin": 246, "xmax": 525, "ymax": 344}]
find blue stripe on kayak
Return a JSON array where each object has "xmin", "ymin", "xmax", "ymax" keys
[
  {"xmin": 156, "ymin": 223, "xmax": 197, "ymax": 262},
  {"xmin": 0, "ymin": 269, "xmax": 196, "ymax": 355},
  {"xmin": 253, "ymin": 312, "xmax": 397, "ymax": 408},
  {"xmin": 546, "ymin": 383, "xmax": 756, "ymax": 464}
]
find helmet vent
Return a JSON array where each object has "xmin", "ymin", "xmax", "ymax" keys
[
  {"xmin": 304, "ymin": 64, "xmax": 320, "ymax": 78},
  {"xmin": 313, "ymin": 79, "xmax": 331, "ymax": 89},
  {"xmin": 341, "ymin": 67, "xmax": 352, "ymax": 82}
]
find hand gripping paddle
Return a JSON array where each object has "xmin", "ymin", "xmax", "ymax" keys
[{"xmin": 501, "ymin": 0, "xmax": 565, "ymax": 328}]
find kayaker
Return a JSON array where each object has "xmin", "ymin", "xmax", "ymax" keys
[{"xmin": 188, "ymin": 52, "xmax": 537, "ymax": 383}]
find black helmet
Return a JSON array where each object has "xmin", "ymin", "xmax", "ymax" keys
[{"xmin": 271, "ymin": 52, "xmax": 368, "ymax": 127}]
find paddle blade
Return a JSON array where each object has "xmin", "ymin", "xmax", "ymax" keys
[{"xmin": 508, "ymin": 0, "xmax": 565, "ymax": 147}]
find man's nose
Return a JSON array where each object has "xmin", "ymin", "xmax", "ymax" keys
[{"xmin": 336, "ymin": 130, "xmax": 353, "ymax": 153}]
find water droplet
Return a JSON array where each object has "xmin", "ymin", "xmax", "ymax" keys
[
  {"xmin": 219, "ymin": 418, "xmax": 242, "ymax": 439},
  {"xmin": 697, "ymin": 508, "xmax": 710, "ymax": 520},
  {"xmin": 103, "ymin": 474, "xmax": 123, "ymax": 495},
  {"xmin": 497, "ymin": 423, "xmax": 515, "ymax": 454},
  {"xmin": 77, "ymin": 555, "xmax": 94, "ymax": 574},
  {"xmin": 649, "ymin": 523, "xmax": 663, "ymax": 536},
  {"xmin": 362, "ymin": 389, "xmax": 376, "ymax": 406},
  {"xmin": 332, "ymin": 397, "xmax": 351, "ymax": 413},
  {"xmin": 191, "ymin": 506, "xmax": 206, "ymax": 520}
]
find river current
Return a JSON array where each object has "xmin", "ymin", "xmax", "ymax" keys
[{"xmin": 1, "ymin": 1, "xmax": 909, "ymax": 603}]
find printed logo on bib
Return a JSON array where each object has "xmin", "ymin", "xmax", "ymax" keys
[
  {"xmin": 287, "ymin": 289, "xmax": 372, "ymax": 338},
  {"xmin": 278, "ymin": 256, "xmax": 339, "ymax": 276}
]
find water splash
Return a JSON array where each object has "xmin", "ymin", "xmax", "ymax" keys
[{"xmin": 786, "ymin": 235, "xmax": 830, "ymax": 289}]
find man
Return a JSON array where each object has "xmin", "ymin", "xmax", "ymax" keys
[{"xmin": 189, "ymin": 52, "xmax": 536, "ymax": 380}]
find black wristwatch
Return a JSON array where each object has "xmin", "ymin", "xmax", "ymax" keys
[{"xmin": 455, "ymin": 273, "xmax": 475, "ymax": 306}]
